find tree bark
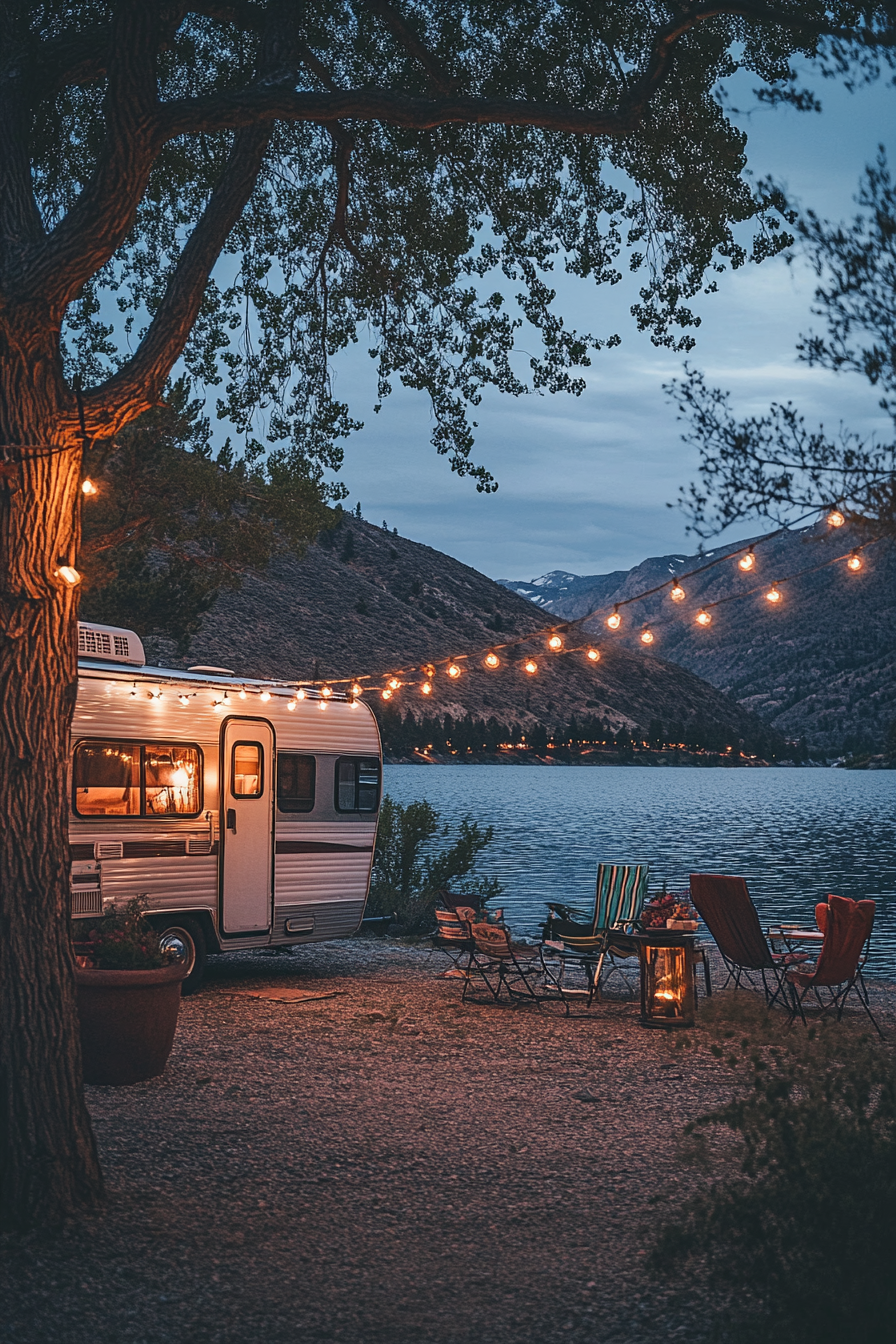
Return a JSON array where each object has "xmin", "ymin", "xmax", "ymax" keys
[{"xmin": 0, "ymin": 320, "xmax": 103, "ymax": 1230}]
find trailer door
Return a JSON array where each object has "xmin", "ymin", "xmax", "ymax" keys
[{"xmin": 221, "ymin": 718, "xmax": 274, "ymax": 934}]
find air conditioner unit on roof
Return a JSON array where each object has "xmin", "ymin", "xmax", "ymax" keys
[{"xmin": 77, "ymin": 622, "xmax": 145, "ymax": 666}]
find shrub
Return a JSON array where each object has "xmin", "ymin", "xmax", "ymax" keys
[
  {"xmin": 652, "ymin": 995, "xmax": 896, "ymax": 1343},
  {"xmin": 74, "ymin": 897, "xmax": 175, "ymax": 971},
  {"xmin": 367, "ymin": 795, "xmax": 502, "ymax": 934}
]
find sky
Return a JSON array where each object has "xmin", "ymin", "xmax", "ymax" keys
[{"xmin": 328, "ymin": 71, "xmax": 895, "ymax": 582}]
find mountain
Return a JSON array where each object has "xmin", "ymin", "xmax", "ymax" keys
[
  {"xmin": 499, "ymin": 524, "xmax": 896, "ymax": 755},
  {"xmin": 144, "ymin": 515, "xmax": 782, "ymax": 757}
]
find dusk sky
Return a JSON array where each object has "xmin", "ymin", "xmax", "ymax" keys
[{"xmin": 332, "ymin": 70, "xmax": 894, "ymax": 582}]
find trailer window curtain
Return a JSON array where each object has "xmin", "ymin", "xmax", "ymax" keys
[
  {"xmin": 276, "ymin": 753, "xmax": 315, "ymax": 813},
  {"xmin": 73, "ymin": 741, "xmax": 202, "ymax": 817},
  {"xmin": 334, "ymin": 758, "xmax": 381, "ymax": 813}
]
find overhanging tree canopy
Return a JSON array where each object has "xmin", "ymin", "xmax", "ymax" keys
[{"xmin": 1, "ymin": 0, "xmax": 894, "ymax": 1231}]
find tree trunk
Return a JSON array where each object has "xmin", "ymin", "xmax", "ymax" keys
[{"xmin": 0, "ymin": 331, "xmax": 104, "ymax": 1229}]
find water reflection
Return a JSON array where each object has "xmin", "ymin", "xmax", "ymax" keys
[{"xmin": 384, "ymin": 765, "xmax": 896, "ymax": 977}]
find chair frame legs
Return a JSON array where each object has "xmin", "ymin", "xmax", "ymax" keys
[{"xmin": 787, "ymin": 973, "xmax": 884, "ymax": 1037}]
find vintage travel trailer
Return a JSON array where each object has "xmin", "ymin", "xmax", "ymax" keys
[{"xmin": 70, "ymin": 621, "xmax": 382, "ymax": 992}]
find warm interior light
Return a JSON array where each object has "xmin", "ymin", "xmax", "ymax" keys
[
  {"xmin": 260, "ymin": 689, "xmax": 271, "ymax": 702},
  {"xmin": 447, "ymin": 663, "xmax": 461, "ymax": 679},
  {"xmin": 55, "ymin": 565, "xmax": 81, "ymax": 586},
  {"xmin": 607, "ymin": 608, "xmax": 622, "ymax": 630},
  {"xmin": 485, "ymin": 652, "xmax": 500, "ymax": 668},
  {"xmin": 640, "ymin": 628, "xmax": 654, "ymax": 645},
  {"xmin": 765, "ymin": 585, "xmax": 781, "ymax": 604},
  {"xmin": 738, "ymin": 549, "xmax": 755, "ymax": 571},
  {"xmin": 322, "ymin": 685, "xmax": 333, "ymax": 697},
  {"xmin": 81, "ymin": 478, "xmax": 98, "ymax": 496},
  {"xmin": 524, "ymin": 659, "xmax": 538, "ymax": 675},
  {"xmin": 381, "ymin": 687, "xmax": 393, "ymax": 700},
  {"xmin": 421, "ymin": 681, "xmax": 432, "ymax": 695},
  {"xmin": 827, "ymin": 509, "xmax": 845, "ymax": 528},
  {"xmin": 696, "ymin": 609, "xmax": 712, "ymax": 627},
  {"xmin": 586, "ymin": 648, "xmax": 600, "ymax": 662},
  {"xmin": 669, "ymin": 583, "xmax": 685, "ymax": 602},
  {"xmin": 548, "ymin": 634, "xmax": 563, "ymax": 651},
  {"xmin": 847, "ymin": 551, "xmax": 863, "ymax": 572}
]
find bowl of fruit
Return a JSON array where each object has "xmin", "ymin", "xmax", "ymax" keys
[{"xmin": 641, "ymin": 892, "xmax": 699, "ymax": 932}]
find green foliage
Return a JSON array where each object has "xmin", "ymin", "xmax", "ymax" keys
[
  {"xmin": 368, "ymin": 795, "xmax": 502, "ymax": 933},
  {"xmin": 78, "ymin": 381, "xmax": 332, "ymax": 649},
  {"xmin": 652, "ymin": 995, "xmax": 896, "ymax": 1343},
  {"xmin": 74, "ymin": 898, "xmax": 174, "ymax": 971}
]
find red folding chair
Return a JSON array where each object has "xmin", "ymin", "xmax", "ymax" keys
[{"xmin": 786, "ymin": 895, "xmax": 882, "ymax": 1035}]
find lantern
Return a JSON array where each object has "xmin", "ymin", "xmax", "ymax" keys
[{"xmin": 636, "ymin": 932, "xmax": 697, "ymax": 1028}]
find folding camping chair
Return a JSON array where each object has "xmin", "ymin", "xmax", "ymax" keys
[
  {"xmin": 539, "ymin": 863, "xmax": 649, "ymax": 1009},
  {"xmin": 463, "ymin": 922, "xmax": 547, "ymax": 1006},
  {"xmin": 786, "ymin": 894, "xmax": 882, "ymax": 1035},
  {"xmin": 689, "ymin": 873, "xmax": 809, "ymax": 1007}
]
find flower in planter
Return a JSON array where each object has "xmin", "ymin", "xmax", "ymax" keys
[{"xmin": 73, "ymin": 897, "xmax": 177, "ymax": 971}]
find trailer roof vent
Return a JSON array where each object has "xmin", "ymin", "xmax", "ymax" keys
[{"xmin": 77, "ymin": 622, "xmax": 145, "ymax": 666}]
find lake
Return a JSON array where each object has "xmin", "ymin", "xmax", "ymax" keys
[{"xmin": 383, "ymin": 765, "xmax": 896, "ymax": 978}]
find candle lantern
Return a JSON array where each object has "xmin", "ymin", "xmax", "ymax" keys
[{"xmin": 636, "ymin": 932, "xmax": 697, "ymax": 1028}]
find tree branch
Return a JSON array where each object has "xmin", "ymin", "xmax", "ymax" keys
[
  {"xmin": 0, "ymin": 9, "xmax": 46, "ymax": 267},
  {"xmin": 360, "ymin": 0, "xmax": 459, "ymax": 94}
]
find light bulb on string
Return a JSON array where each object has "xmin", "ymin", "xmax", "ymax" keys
[
  {"xmin": 81, "ymin": 478, "xmax": 98, "ymax": 496},
  {"xmin": 738, "ymin": 548, "xmax": 755, "ymax": 572},
  {"xmin": 847, "ymin": 551, "xmax": 863, "ymax": 572},
  {"xmin": 696, "ymin": 609, "xmax": 712, "ymax": 627},
  {"xmin": 484, "ymin": 652, "xmax": 500, "ymax": 668},
  {"xmin": 287, "ymin": 699, "xmax": 297, "ymax": 711},
  {"xmin": 318, "ymin": 699, "xmax": 327, "ymax": 711},
  {"xmin": 388, "ymin": 677, "xmax": 400, "ymax": 690},
  {"xmin": 321, "ymin": 685, "xmax": 333, "ymax": 698},
  {"xmin": 447, "ymin": 662, "xmax": 461, "ymax": 679},
  {"xmin": 586, "ymin": 648, "xmax": 600, "ymax": 663},
  {"xmin": 524, "ymin": 659, "xmax": 538, "ymax": 675},
  {"xmin": 295, "ymin": 688, "xmax": 305, "ymax": 700},
  {"xmin": 381, "ymin": 687, "xmax": 393, "ymax": 700},
  {"xmin": 421, "ymin": 681, "xmax": 432, "ymax": 696},
  {"xmin": 238, "ymin": 688, "xmax": 247, "ymax": 700},
  {"xmin": 640, "ymin": 628, "xmax": 654, "ymax": 645},
  {"xmin": 55, "ymin": 565, "xmax": 81, "ymax": 587},
  {"xmin": 178, "ymin": 694, "xmax": 190, "ymax": 707},
  {"xmin": 222, "ymin": 692, "xmax": 231, "ymax": 707},
  {"xmin": 669, "ymin": 582, "xmax": 685, "ymax": 602},
  {"xmin": 260, "ymin": 690, "xmax": 271, "ymax": 702},
  {"xmin": 607, "ymin": 606, "xmax": 622, "ymax": 630},
  {"xmin": 422, "ymin": 664, "xmax": 435, "ymax": 679},
  {"xmin": 350, "ymin": 683, "xmax": 363, "ymax": 697},
  {"xmin": 827, "ymin": 509, "xmax": 845, "ymax": 528},
  {"xmin": 547, "ymin": 634, "xmax": 563, "ymax": 651},
  {"xmin": 765, "ymin": 585, "xmax": 782, "ymax": 604}
]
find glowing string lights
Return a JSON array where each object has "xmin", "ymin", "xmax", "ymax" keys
[
  {"xmin": 847, "ymin": 551, "xmax": 863, "ymax": 572},
  {"xmin": 640, "ymin": 628, "xmax": 654, "ymax": 645},
  {"xmin": 765, "ymin": 585, "xmax": 782, "ymax": 604},
  {"xmin": 607, "ymin": 607, "xmax": 622, "ymax": 630},
  {"xmin": 485, "ymin": 652, "xmax": 500, "ymax": 668},
  {"xmin": 524, "ymin": 659, "xmax": 538, "ymax": 675},
  {"xmin": 696, "ymin": 609, "xmax": 712, "ymax": 627},
  {"xmin": 827, "ymin": 509, "xmax": 845, "ymax": 528},
  {"xmin": 738, "ymin": 548, "xmax": 755, "ymax": 572},
  {"xmin": 670, "ymin": 582, "xmax": 685, "ymax": 602},
  {"xmin": 548, "ymin": 634, "xmax": 563, "ymax": 650}
]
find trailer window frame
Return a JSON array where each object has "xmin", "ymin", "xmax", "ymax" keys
[
  {"xmin": 276, "ymin": 752, "xmax": 316, "ymax": 814},
  {"xmin": 72, "ymin": 738, "xmax": 204, "ymax": 820},
  {"xmin": 334, "ymin": 757, "xmax": 381, "ymax": 813},
  {"xmin": 230, "ymin": 740, "xmax": 265, "ymax": 800}
]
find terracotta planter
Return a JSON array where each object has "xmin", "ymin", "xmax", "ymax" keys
[{"xmin": 75, "ymin": 961, "xmax": 188, "ymax": 1085}]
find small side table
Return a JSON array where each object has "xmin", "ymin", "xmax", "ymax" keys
[{"xmin": 632, "ymin": 931, "xmax": 699, "ymax": 1029}]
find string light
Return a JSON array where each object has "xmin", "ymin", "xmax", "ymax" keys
[
  {"xmin": 765, "ymin": 585, "xmax": 782, "ymax": 604},
  {"xmin": 670, "ymin": 582, "xmax": 685, "ymax": 602},
  {"xmin": 484, "ymin": 652, "xmax": 500, "ymax": 668},
  {"xmin": 586, "ymin": 648, "xmax": 600, "ymax": 662},
  {"xmin": 238, "ymin": 688, "xmax": 247, "ymax": 700},
  {"xmin": 422, "ymin": 664, "xmax": 435, "ymax": 678},
  {"xmin": 447, "ymin": 663, "xmax": 461, "ymax": 679},
  {"xmin": 148, "ymin": 688, "xmax": 163, "ymax": 700},
  {"xmin": 55, "ymin": 565, "xmax": 81, "ymax": 586},
  {"xmin": 640, "ymin": 628, "xmax": 654, "ymax": 645},
  {"xmin": 421, "ymin": 681, "xmax": 432, "ymax": 695},
  {"xmin": 318, "ymin": 699, "xmax": 327, "ymax": 710},
  {"xmin": 827, "ymin": 509, "xmax": 845, "ymax": 528},
  {"xmin": 287, "ymin": 699, "xmax": 297, "ymax": 711},
  {"xmin": 295, "ymin": 688, "xmax": 305, "ymax": 700},
  {"xmin": 607, "ymin": 606, "xmax": 622, "ymax": 630},
  {"xmin": 178, "ymin": 694, "xmax": 190, "ymax": 706},
  {"xmin": 321, "ymin": 685, "xmax": 333, "ymax": 698},
  {"xmin": 350, "ymin": 682, "xmax": 363, "ymax": 696},
  {"xmin": 696, "ymin": 609, "xmax": 712, "ymax": 627},
  {"xmin": 738, "ymin": 548, "xmax": 755, "ymax": 572},
  {"xmin": 260, "ymin": 690, "xmax": 271, "ymax": 702},
  {"xmin": 81, "ymin": 478, "xmax": 98, "ymax": 496},
  {"xmin": 388, "ymin": 677, "xmax": 400, "ymax": 690},
  {"xmin": 381, "ymin": 687, "xmax": 393, "ymax": 700},
  {"xmin": 847, "ymin": 551, "xmax": 863, "ymax": 572},
  {"xmin": 524, "ymin": 659, "xmax": 538, "ymax": 675},
  {"xmin": 548, "ymin": 634, "xmax": 563, "ymax": 651}
]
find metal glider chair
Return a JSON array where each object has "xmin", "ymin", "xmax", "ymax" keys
[
  {"xmin": 462, "ymin": 922, "xmax": 547, "ymax": 1007},
  {"xmin": 539, "ymin": 863, "xmax": 649, "ymax": 1010},
  {"xmin": 689, "ymin": 873, "xmax": 809, "ymax": 1007},
  {"xmin": 786, "ymin": 894, "xmax": 882, "ymax": 1035}
]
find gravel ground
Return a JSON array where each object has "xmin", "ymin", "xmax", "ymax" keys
[{"xmin": 4, "ymin": 939, "xmax": 895, "ymax": 1344}]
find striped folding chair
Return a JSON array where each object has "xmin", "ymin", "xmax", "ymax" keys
[
  {"xmin": 431, "ymin": 905, "xmax": 477, "ymax": 978},
  {"xmin": 540, "ymin": 863, "xmax": 649, "ymax": 1009},
  {"xmin": 463, "ymin": 922, "xmax": 546, "ymax": 1006}
]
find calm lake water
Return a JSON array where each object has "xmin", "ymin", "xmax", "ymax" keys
[{"xmin": 384, "ymin": 765, "xmax": 896, "ymax": 978}]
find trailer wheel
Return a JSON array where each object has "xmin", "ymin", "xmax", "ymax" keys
[{"xmin": 156, "ymin": 918, "xmax": 206, "ymax": 995}]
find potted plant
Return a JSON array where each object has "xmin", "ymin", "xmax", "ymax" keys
[{"xmin": 73, "ymin": 898, "xmax": 188, "ymax": 1085}]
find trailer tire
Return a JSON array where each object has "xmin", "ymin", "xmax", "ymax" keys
[{"xmin": 156, "ymin": 918, "xmax": 207, "ymax": 995}]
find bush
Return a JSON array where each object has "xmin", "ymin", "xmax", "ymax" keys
[
  {"xmin": 651, "ymin": 995, "xmax": 896, "ymax": 1343},
  {"xmin": 367, "ymin": 795, "xmax": 503, "ymax": 934},
  {"xmin": 73, "ymin": 897, "xmax": 175, "ymax": 970}
]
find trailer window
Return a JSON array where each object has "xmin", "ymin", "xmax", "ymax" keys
[
  {"xmin": 232, "ymin": 742, "xmax": 264, "ymax": 798},
  {"xmin": 73, "ymin": 741, "xmax": 202, "ymax": 818},
  {"xmin": 276, "ymin": 753, "xmax": 315, "ymax": 813},
  {"xmin": 335, "ymin": 758, "xmax": 381, "ymax": 812}
]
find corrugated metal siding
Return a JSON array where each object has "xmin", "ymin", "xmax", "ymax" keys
[
  {"xmin": 272, "ymin": 901, "xmax": 366, "ymax": 942},
  {"xmin": 98, "ymin": 856, "xmax": 218, "ymax": 907}
]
